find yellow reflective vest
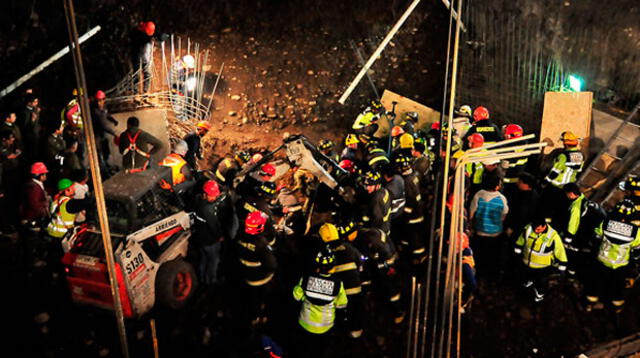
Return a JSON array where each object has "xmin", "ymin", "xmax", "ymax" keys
[
  {"xmin": 515, "ymin": 224, "xmax": 567, "ymax": 269},
  {"xmin": 46, "ymin": 196, "xmax": 77, "ymax": 238}
]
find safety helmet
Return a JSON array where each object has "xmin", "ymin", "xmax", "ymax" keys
[
  {"xmin": 370, "ymin": 100, "xmax": 384, "ymax": 113},
  {"xmin": 394, "ymin": 154, "xmax": 413, "ymax": 171},
  {"xmin": 431, "ymin": 122, "xmax": 441, "ymax": 130},
  {"xmin": 95, "ymin": 90, "xmax": 106, "ymax": 100},
  {"xmin": 338, "ymin": 221, "xmax": 358, "ymax": 242},
  {"xmin": 560, "ymin": 131, "xmax": 579, "ymax": 146},
  {"xmin": 173, "ymin": 140, "xmax": 189, "ymax": 156},
  {"xmin": 399, "ymin": 133, "xmax": 414, "ymax": 149},
  {"xmin": 251, "ymin": 153, "xmax": 264, "ymax": 163},
  {"xmin": 345, "ymin": 133, "xmax": 359, "ymax": 146},
  {"xmin": 58, "ymin": 178, "xmax": 73, "ymax": 191},
  {"xmin": 473, "ymin": 106, "xmax": 490, "ymax": 122},
  {"xmin": 196, "ymin": 121, "xmax": 212, "ymax": 131},
  {"xmin": 318, "ymin": 139, "xmax": 334, "ymax": 151},
  {"xmin": 362, "ymin": 170, "xmax": 381, "ymax": 186},
  {"xmin": 235, "ymin": 151, "xmax": 251, "ymax": 164},
  {"xmin": 404, "ymin": 112, "xmax": 418, "ymax": 122},
  {"xmin": 503, "ymin": 124, "xmax": 523, "ymax": 139},
  {"xmin": 142, "ymin": 21, "xmax": 156, "ymax": 36},
  {"xmin": 245, "ymin": 211, "xmax": 268, "ymax": 235},
  {"xmin": 319, "ymin": 223, "xmax": 340, "ymax": 243},
  {"xmin": 71, "ymin": 88, "xmax": 83, "ymax": 97},
  {"xmin": 182, "ymin": 55, "xmax": 195, "ymax": 69},
  {"xmin": 627, "ymin": 175, "xmax": 640, "ymax": 194},
  {"xmin": 615, "ymin": 199, "xmax": 637, "ymax": 220},
  {"xmin": 391, "ymin": 126, "xmax": 405, "ymax": 137},
  {"xmin": 259, "ymin": 163, "xmax": 276, "ymax": 178},
  {"xmin": 258, "ymin": 181, "xmax": 277, "ymax": 197},
  {"xmin": 456, "ymin": 105, "xmax": 473, "ymax": 118},
  {"xmin": 30, "ymin": 162, "xmax": 48, "ymax": 175},
  {"xmin": 203, "ymin": 180, "xmax": 220, "ymax": 197},
  {"xmin": 315, "ymin": 246, "xmax": 336, "ymax": 274},
  {"xmin": 468, "ymin": 133, "xmax": 485, "ymax": 148},
  {"xmin": 339, "ymin": 159, "xmax": 356, "ymax": 173}
]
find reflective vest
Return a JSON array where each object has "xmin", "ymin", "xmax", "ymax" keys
[
  {"xmin": 61, "ymin": 99, "xmax": 83, "ymax": 129},
  {"xmin": 122, "ymin": 130, "xmax": 151, "ymax": 172},
  {"xmin": 352, "ymin": 110, "xmax": 379, "ymax": 130},
  {"xmin": 504, "ymin": 153, "xmax": 528, "ymax": 184},
  {"xmin": 515, "ymin": 225, "xmax": 567, "ymax": 269},
  {"xmin": 595, "ymin": 219, "xmax": 640, "ymax": 269},
  {"xmin": 159, "ymin": 153, "xmax": 187, "ymax": 185},
  {"xmin": 293, "ymin": 275, "xmax": 347, "ymax": 334},
  {"xmin": 545, "ymin": 148, "xmax": 584, "ymax": 188},
  {"xmin": 465, "ymin": 161, "xmax": 484, "ymax": 185},
  {"xmin": 46, "ymin": 196, "xmax": 76, "ymax": 238}
]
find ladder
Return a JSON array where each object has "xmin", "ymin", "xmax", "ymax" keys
[{"xmin": 578, "ymin": 102, "xmax": 640, "ymax": 206}]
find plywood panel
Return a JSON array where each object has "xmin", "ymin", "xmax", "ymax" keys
[
  {"xmin": 376, "ymin": 89, "xmax": 441, "ymax": 136},
  {"xmin": 109, "ymin": 109, "xmax": 170, "ymax": 170},
  {"xmin": 540, "ymin": 91, "xmax": 593, "ymax": 154}
]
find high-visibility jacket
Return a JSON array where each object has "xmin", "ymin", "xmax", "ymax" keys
[
  {"xmin": 46, "ymin": 196, "xmax": 77, "ymax": 238},
  {"xmin": 545, "ymin": 148, "xmax": 584, "ymax": 188},
  {"xmin": 352, "ymin": 110, "xmax": 379, "ymax": 130},
  {"xmin": 565, "ymin": 195, "xmax": 605, "ymax": 248},
  {"xmin": 515, "ymin": 224, "xmax": 567, "ymax": 269},
  {"xmin": 293, "ymin": 274, "xmax": 347, "ymax": 334},
  {"xmin": 159, "ymin": 153, "xmax": 188, "ymax": 185},
  {"xmin": 465, "ymin": 161, "xmax": 484, "ymax": 185},
  {"xmin": 503, "ymin": 155, "xmax": 528, "ymax": 184},
  {"xmin": 595, "ymin": 218, "xmax": 640, "ymax": 269}
]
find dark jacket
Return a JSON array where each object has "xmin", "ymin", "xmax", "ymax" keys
[
  {"xmin": 0, "ymin": 122, "xmax": 23, "ymax": 150},
  {"xmin": 183, "ymin": 132, "xmax": 202, "ymax": 169},
  {"xmin": 504, "ymin": 188, "xmax": 540, "ymax": 238},
  {"xmin": 361, "ymin": 187, "xmax": 392, "ymax": 235},
  {"xmin": 118, "ymin": 127, "xmax": 163, "ymax": 170},
  {"xmin": 193, "ymin": 193, "xmax": 238, "ymax": 245},
  {"xmin": 20, "ymin": 179, "xmax": 50, "ymax": 222},
  {"xmin": 236, "ymin": 232, "xmax": 277, "ymax": 286},
  {"xmin": 464, "ymin": 119, "xmax": 503, "ymax": 147},
  {"xmin": 91, "ymin": 104, "xmax": 117, "ymax": 139}
]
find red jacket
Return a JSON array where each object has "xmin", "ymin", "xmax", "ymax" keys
[{"xmin": 20, "ymin": 179, "xmax": 50, "ymax": 223}]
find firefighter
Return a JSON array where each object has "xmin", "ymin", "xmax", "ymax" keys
[
  {"xmin": 411, "ymin": 142, "xmax": 432, "ymax": 195},
  {"xmin": 462, "ymin": 133, "xmax": 485, "ymax": 198},
  {"xmin": 623, "ymin": 175, "xmax": 640, "ymax": 222},
  {"xmin": 236, "ymin": 180, "xmax": 278, "ymax": 244},
  {"xmin": 292, "ymin": 246, "xmax": 347, "ymax": 358},
  {"xmin": 586, "ymin": 200, "xmax": 640, "ymax": 313},
  {"xmin": 318, "ymin": 223, "xmax": 363, "ymax": 338},
  {"xmin": 341, "ymin": 133, "xmax": 363, "ymax": 164},
  {"xmin": 215, "ymin": 150, "xmax": 250, "ymax": 186},
  {"xmin": 395, "ymin": 154, "xmax": 427, "ymax": 266},
  {"xmin": 501, "ymin": 124, "xmax": 527, "ymax": 201},
  {"xmin": 236, "ymin": 211, "xmax": 277, "ymax": 329},
  {"xmin": 398, "ymin": 111, "xmax": 418, "ymax": 135},
  {"xmin": 541, "ymin": 131, "xmax": 584, "ymax": 224},
  {"xmin": 514, "ymin": 217, "xmax": 567, "ymax": 302},
  {"xmin": 352, "ymin": 99, "xmax": 384, "ymax": 137},
  {"xmin": 366, "ymin": 140, "xmax": 390, "ymax": 171},
  {"xmin": 130, "ymin": 21, "xmax": 155, "ymax": 93},
  {"xmin": 118, "ymin": 116, "xmax": 164, "ymax": 173},
  {"xmin": 236, "ymin": 162, "xmax": 276, "ymax": 198},
  {"xmin": 453, "ymin": 105, "xmax": 473, "ymax": 139},
  {"xmin": 183, "ymin": 121, "xmax": 211, "ymax": 169},
  {"xmin": 440, "ymin": 122, "xmax": 462, "ymax": 159},
  {"xmin": 562, "ymin": 183, "xmax": 605, "ymax": 278},
  {"xmin": 159, "ymin": 140, "xmax": 193, "ymax": 186},
  {"xmin": 61, "ymin": 88, "xmax": 85, "ymax": 161},
  {"xmin": 359, "ymin": 170, "xmax": 392, "ymax": 238},
  {"xmin": 390, "ymin": 126, "xmax": 405, "ymax": 150},
  {"xmin": 43, "ymin": 123, "xmax": 66, "ymax": 183},
  {"xmin": 463, "ymin": 106, "xmax": 503, "ymax": 148},
  {"xmin": 390, "ymin": 132, "xmax": 414, "ymax": 162},
  {"xmin": 318, "ymin": 139, "xmax": 339, "ymax": 163}
]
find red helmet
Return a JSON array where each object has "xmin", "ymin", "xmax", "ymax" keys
[
  {"xmin": 143, "ymin": 21, "xmax": 155, "ymax": 36},
  {"xmin": 95, "ymin": 90, "xmax": 106, "ymax": 100},
  {"xmin": 196, "ymin": 121, "xmax": 212, "ymax": 131},
  {"xmin": 503, "ymin": 124, "xmax": 523, "ymax": 139},
  {"xmin": 391, "ymin": 126, "xmax": 405, "ymax": 137},
  {"xmin": 260, "ymin": 163, "xmax": 276, "ymax": 177},
  {"xmin": 468, "ymin": 133, "xmax": 485, "ymax": 148},
  {"xmin": 339, "ymin": 159, "xmax": 355, "ymax": 173},
  {"xmin": 473, "ymin": 106, "xmax": 489, "ymax": 122},
  {"xmin": 203, "ymin": 180, "xmax": 220, "ymax": 197},
  {"xmin": 431, "ymin": 121, "xmax": 441, "ymax": 130},
  {"xmin": 245, "ymin": 211, "xmax": 268, "ymax": 235},
  {"xmin": 30, "ymin": 162, "xmax": 48, "ymax": 175}
]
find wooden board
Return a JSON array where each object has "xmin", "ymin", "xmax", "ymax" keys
[
  {"xmin": 376, "ymin": 89, "xmax": 441, "ymax": 136},
  {"xmin": 539, "ymin": 91, "xmax": 593, "ymax": 154}
]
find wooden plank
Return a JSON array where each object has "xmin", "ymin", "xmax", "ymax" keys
[
  {"xmin": 540, "ymin": 91, "xmax": 593, "ymax": 154},
  {"xmin": 377, "ymin": 89, "xmax": 441, "ymax": 136}
]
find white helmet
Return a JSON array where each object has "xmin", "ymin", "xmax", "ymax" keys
[
  {"xmin": 174, "ymin": 140, "xmax": 189, "ymax": 156},
  {"xmin": 182, "ymin": 55, "xmax": 195, "ymax": 69}
]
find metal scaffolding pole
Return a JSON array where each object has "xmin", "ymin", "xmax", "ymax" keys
[{"xmin": 62, "ymin": 1, "xmax": 130, "ymax": 357}]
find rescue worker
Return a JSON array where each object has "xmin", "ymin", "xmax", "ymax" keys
[
  {"xmin": 366, "ymin": 140, "xmax": 390, "ymax": 171},
  {"xmin": 292, "ymin": 247, "xmax": 347, "ymax": 358},
  {"xmin": 159, "ymin": 140, "xmax": 193, "ymax": 186},
  {"xmin": 318, "ymin": 223, "xmax": 363, "ymax": 338},
  {"xmin": 341, "ymin": 133, "xmax": 363, "ymax": 165},
  {"xmin": 411, "ymin": 142, "xmax": 432, "ymax": 195},
  {"xmin": 130, "ymin": 21, "xmax": 155, "ymax": 93},
  {"xmin": 61, "ymin": 140, "xmax": 83, "ymax": 180},
  {"xmin": 237, "ymin": 162, "xmax": 276, "ymax": 198},
  {"xmin": 398, "ymin": 111, "xmax": 418, "ymax": 135},
  {"xmin": 359, "ymin": 170, "xmax": 392, "ymax": 238},
  {"xmin": 183, "ymin": 121, "xmax": 211, "ymax": 169},
  {"xmin": 352, "ymin": 99, "xmax": 384, "ymax": 137},
  {"xmin": 193, "ymin": 180, "xmax": 238, "ymax": 285},
  {"xmin": 504, "ymin": 173, "xmax": 540, "ymax": 244},
  {"xmin": 236, "ymin": 181, "xmax": 278, "ymax": 242},
  {"xmin": 43, "ymin": 123, "xmax": 65, "ymax": 183},
  {"xmin": 91, "ymin": 90, "xmax": 118, "ymax": 176},
  {"xmin": 440, "ymin": 122, "xmax": 462, "ymax": 159},
  {"xmin": 118, "ymin": 116, "xmax": 163, "ymax": 173},
  {"xmin": 236, "ymin": 211, "xmax": 277, "ymax": 332},
  {"xmin": 395, "ymin": 154, "xmax": 427, "ymax": 266},
  {"xmin": 623, "ymin": 175, "xmax": 640, "ymax": 223},
  {"xmin": 381, "ymin": 164, "xmax": 406, "ymax": 253},
  {"xmin": 61, "ymin": 89, "xmax": 85, "ymax": 161},
  {"xmin": 541, "ymin": 131, "xmax": 584, "ymax": 224},
  {"xmin": 462, "ymin": 133, "xmax": 485, "ymax": 198},
  {"xmin": 463, "ymin": 106, "xmax": 503, "ymax": 148},
  {"xmin": 453, "ymin": 105, "xmax": 473, "ymax": 139},
  {"xmin": 562, "ymin": 183, "xmax": 605, "ymax": 278},
  {"xmin": 515, "ymin": 216, "xmax": 567, "ymax": 302},
  {"xmin": 458, "ymin": 233, "xmax": 477, "ymax": 312},
  {"xmin": 318, "ymin": 139, "xmax": 339, "ymax": 163},
  {"xmin": 215, "ymin": 150, "xmax": 250, "ymax": 186},
  {"xmin": 390, "ymin": 132, "xmax": 415, "ymax": 162},
  {"xmin": 426, "ymin": 121, "xmax": 441, "ymax": 155},
  {"xmin": 390, "ymin": 126, "xmax": 405, "ymax": 150},
  {"xmin": 586, "ymin": 200, "xmax": 640, "ymax": 312},
  {"xmin": 20, "ymin": 162, "xmax": 51, "ymax": 268},
  {"xmin": 501, "ymin": 124, "xmax": 527, "ymax": 201}
]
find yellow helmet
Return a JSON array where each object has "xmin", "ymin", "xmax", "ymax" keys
[
  {"xmin": 345, "ymin": 133, "xmax": 359, "ymax": 146},
  {"xmin": 560, "ymin": 131, "xmax": 579, "ymax": 146},
  {"xmin": 319, "ymin": 223, "xmax": 340, "ymax": 243},
  {"xmin": 399, "ymin": 133, "xmax": 414, "ymax": 149}
]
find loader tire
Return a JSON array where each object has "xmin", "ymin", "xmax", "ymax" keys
[{"xmin": 155, "ymin": 259, "xmax": 198, "ymax": 309}]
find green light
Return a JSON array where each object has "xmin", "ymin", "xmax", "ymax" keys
[{"xmin": 568, "ymin": 74, "xmax": 584, "ymax": 92}]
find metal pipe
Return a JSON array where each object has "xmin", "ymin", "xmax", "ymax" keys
[
  {"xmin": 207, "ymin": 62, "xmax": 225, "ymax": 117},
  {"xmin": 349, "ymin": 40, "xmax": 380, "ymax": 100},
  {"xmin": 406, "ymin": 276, "xmax": 417, "ymax": 358},
  {"xmin": 0, "ymin": 25, "xmax": 101, "ymax": 99},
  {"xmin": 338, "ymin": 0, "xmax": 421, "ymax": 104},
  {"xmin": 63, "ymin": 1, "xmax": 129, "ymax": 357},
  {"xmin": 440, "ymin": 0, "xmax": 467, "ymax": 32},
  {"xmin": 413, "ymin": 283, "xmax": 423, "ymax": 358}
]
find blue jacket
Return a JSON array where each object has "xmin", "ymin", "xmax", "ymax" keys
[{"xmin": 470, "ymin": 190, "xmax": 509, "ymax": 236}]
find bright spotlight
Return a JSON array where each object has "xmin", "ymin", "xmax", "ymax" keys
[
  {"xmin": 568, "ymin": 74, "xmax": 584, "ymax": 92},
  {"xmin": 185, "ymin": 76, "xmax": 197, "ymax": 92}
]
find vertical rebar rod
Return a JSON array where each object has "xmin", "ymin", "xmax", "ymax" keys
[
  {"xmin": 207, "ymin": 62, "xmax": 225, "ymax": 118},
  {"xmin": 413, "ymin": 283, "xmax": 423, "ymax": 358},
  {"xmin": 63, "ymin": 1, "xmax": 129, "ymax": 357},
  {"xmin": 406, "ymin": 277, "xmax": 417, "ymax": 358}
]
